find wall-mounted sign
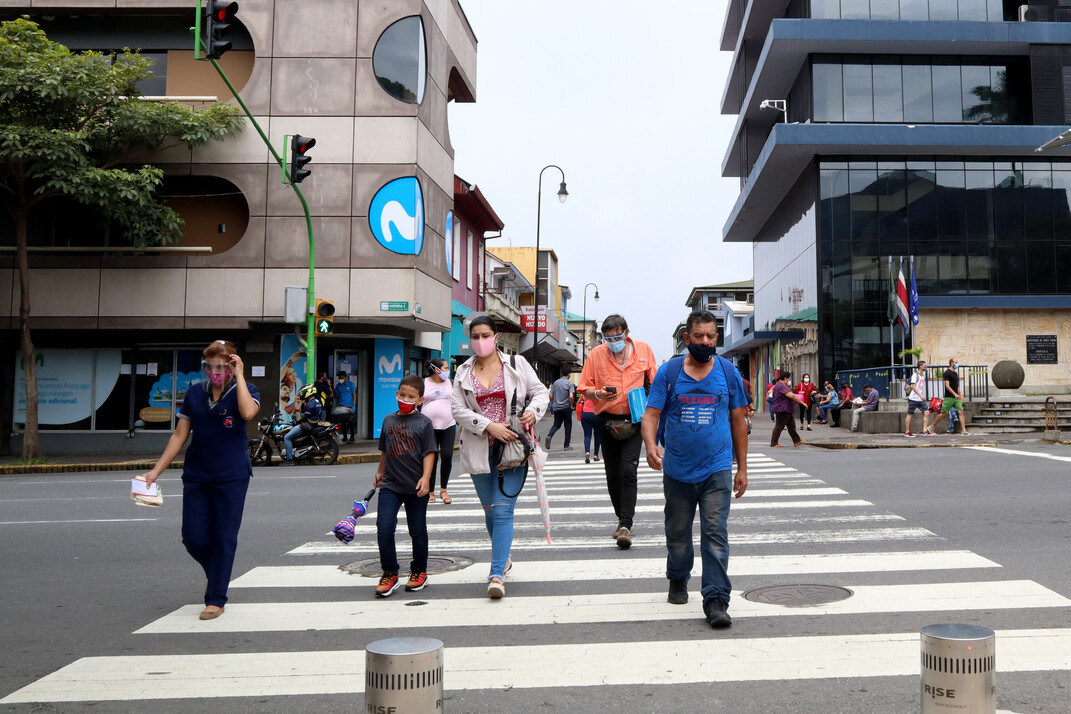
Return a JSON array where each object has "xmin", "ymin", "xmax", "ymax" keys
[
  {"xmin": 373, "ymin": 338, "xmax": 404, "ymax": 438},
  {"xmin": 380, "ymin": 301, "xmax": 409, "ymax": 312},
  {"xmin": 1026, "ymin": 334, "xmax": 1058, "ymax": 365},
  {"xmin": 444, "ymin": 210, "xmax": 453, "ymax": 275},
  {"xmin": 369, "ymin": 176, "xmax": 424, "ymax": 255},
  {"xmin": 521, "ymin": 305, "xmax": 547, "ymax": 332}
]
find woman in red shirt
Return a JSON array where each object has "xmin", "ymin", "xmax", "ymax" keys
[{"xmin": 795, "ymin": 373, "xmax": 817, "ymax": 431}]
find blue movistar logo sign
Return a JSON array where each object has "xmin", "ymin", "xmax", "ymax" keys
[
  {"xmin": 444, "ymin": 210, "xmax": 453, "ymax": 275},
  {"xmin": 369, "ymin": 177, "xmax": 424, "ymax": 255}
]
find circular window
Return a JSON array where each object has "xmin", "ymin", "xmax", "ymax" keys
[{"xmin": 373, "ymin": 16, "xmax": 427, "ymax": 104}]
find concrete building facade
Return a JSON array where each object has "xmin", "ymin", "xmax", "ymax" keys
[{"xmin": 0, "ymin": 0, "xmax": 478, "ymax": 452}]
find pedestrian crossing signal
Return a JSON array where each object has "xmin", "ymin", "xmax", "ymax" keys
[{"xmin": 315, "ymin": 299, "xmax": 335, "ymax": 335}]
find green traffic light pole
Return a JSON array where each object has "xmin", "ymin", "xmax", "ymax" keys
[{"xmin": 193, "ymin": 4, "xmax": 317, "ymax": 386}]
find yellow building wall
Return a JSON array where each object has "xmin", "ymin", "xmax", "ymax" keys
[{"xmin": 915, "ymin": 308, "xmax": 1071, "ymax": 393}]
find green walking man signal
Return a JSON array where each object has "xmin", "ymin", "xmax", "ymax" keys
[{"xmin": 315, "ymin": 299, "xmax": 335, "ymax": 335}]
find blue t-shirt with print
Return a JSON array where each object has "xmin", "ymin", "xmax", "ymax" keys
[
  {"xmin": 178, "ymin": 380, "xmax": 261, "ymax": 483},
  {"xmin": 647, "ymin": 360, "xmax": 747, "ymax": 483},
  {"xmin": 335, "ymin": 379, "xmax": 356, "ymax": 408}
]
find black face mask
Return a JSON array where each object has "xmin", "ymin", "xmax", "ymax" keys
[{"xmin": 687, "ymin": 342, "xmax": 717, "ymax": 363}]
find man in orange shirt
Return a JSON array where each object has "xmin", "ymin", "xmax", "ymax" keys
[{"xmin": 578, "ymin": 314, "xmax": 658, "ymax": 549}]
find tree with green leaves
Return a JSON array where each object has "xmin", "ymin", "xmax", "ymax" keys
[{"xmin": 0, "ymin": 18, "xmax": 244, "ymax": 457}]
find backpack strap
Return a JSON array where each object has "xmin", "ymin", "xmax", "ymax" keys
[
  {"xmin": 655, "ymin": 356, "xmax": 686, "ymax": 447},
  {"xmin": 509, "ymin": 355, "xmax": 518, "ymax": 416},
  {"xmin": 716, "ymin": 356, "xmax": 743, "ymax": 407}
]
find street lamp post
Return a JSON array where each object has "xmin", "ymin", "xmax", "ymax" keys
[
  {"xmin": 533, "ymin": 164, "xmax": 568, "ymax": 368},
  {"xmin": 582, "ymin": 282, "xmax": 599, "ymax": 363}
]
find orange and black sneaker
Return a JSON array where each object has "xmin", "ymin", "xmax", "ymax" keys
[
  {"xmin": 375, "ymin": 573, "xmax": 401, "ymax": 598},
  {"xmin": 405, "ymin": 571, "xmax": 428, "ymax": 592}
]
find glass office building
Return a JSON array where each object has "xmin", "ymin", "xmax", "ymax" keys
[{"xmin": 720, "ymin": 2, "xmax": 1071, "ymax": 388}]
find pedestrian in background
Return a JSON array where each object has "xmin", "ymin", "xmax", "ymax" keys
[
  {"xmin": 850, "ymin": 383, "xmax": 880, "ymax": 432},
  {"xmin": 930, "ymin": 358, "xmax": 969, "ymax": 435},
  {"xmin": 831, "ymin": 381, "xmax": 853, "ymax": 427},
  {"xmin": 333, "ymin": 371, "xmax": 356, "ymax": 443},
  {"xmin": 543, "ymin": 368, "xmax": 576, "ymax": 451},
  {"xmin": 373, "ymin": 374, "xmax": 437, "ymax": 598},
  {"xmin": 140, "ymin": 340, "xmax": 260, "ymax": 621},
  {"xmin": 576, "ymin": 393, "xmax": 601, "ymax": 464},
  {"xmin": 905, "ymin": 361, "xmax": 934, "ymax": 437},
  {"xmin": 770, "ymin": 372, "xmax": 807, "ymax": 447},
  {"xmin": 314, "ymin": 371, "xmax": 334, "ymax": 414},
  {"xmin": 795, "ymin": 373, "xmax": 817, "ymax": 431},
  {"xmin": 422, "ymin": 358, "xmax": 457, "ymax": 504},
  {"xmin": 451, "ymin": 315, "xmax": 549, "ymax": 598},
  {"xmin": 641, "ymin": 310, "xmax": 749, "ymax": 628},
  {"xmin": 578, "ymin": 314, "xmax": 657, "ymax": 550}
]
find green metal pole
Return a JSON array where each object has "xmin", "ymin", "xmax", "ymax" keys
[{"xmin": 201, "ymin": 52, "xmax": 318, "ymax": 387}]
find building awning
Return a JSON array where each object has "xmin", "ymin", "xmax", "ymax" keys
[
  {"xmin": 522, "ymin": 340, "xmax": 578, "ymax": 366},
  {"xmin": 721, "ymin": 329, "xmax": 806, "ymax": 357}
]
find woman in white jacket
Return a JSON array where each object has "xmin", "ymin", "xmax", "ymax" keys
[{"xmin": 451, "ymin": 315, "xmax": 549, "ymax": 598}]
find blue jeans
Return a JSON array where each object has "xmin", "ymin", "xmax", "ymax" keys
[
  {"xmin": 283, "ymin": 423, "xmax": 309, "ymax": 460},
  {"xmin": 545, "ymin": 408, "xmax": 572, "ymax": 447},
  {"xmin": 375, "ymin": 487, "xmax": 429, "ymax": 575},
  {"xmin": 580, "ymin": 411, "xmax": 601, "ymax": 457},
  {"xmin": 663, "ymin": 470, "xmax": 733, "ymax": 606},
  {"xmin": 470, "ymin": 447, "xmax": 526, "ymax": 579},
  {"xmin": 818, "ymin": 403, "xmax": 836, "ymax": 420}
]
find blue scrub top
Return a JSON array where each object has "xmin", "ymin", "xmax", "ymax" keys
[{"xmin": 178, "ymin": 380, "xmax": 261, "ymax": 482}]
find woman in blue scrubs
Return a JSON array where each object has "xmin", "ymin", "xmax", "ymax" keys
[{"xmin": 142, "ymin": 340, "xmax": 260, "ymax": 620}]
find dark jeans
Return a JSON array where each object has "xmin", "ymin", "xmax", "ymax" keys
[
  {"xmin": 181, "ymin": 478, "xmax": 250, "ymax": 607},
  {"xmin": 334, "ymin": 406, "xmax": 355, "ymax": 441},
  {"xmin": 798, "ymin": 402, "xmax": 813, "ymax": 425},
  {"xmin": 598, "ymin": 416, "xmax": 642, "ymax": 530},
  {"xmin": 580, "ymin": 411, "xmax": 601, "ymax": 457},
  {"xmin": 664, "ymin": 470, "xmax": 733, "ymax": 605},
  {"xmin": 545, "ymin": 407, "xmax": 573, "ymax": 447},
  {"xmin": 771, "ymin": 410, "xmax": 802, "ymax": 446},
  {"xmin": 430, "ymin": 424, "xmax": 456, "ymax": 491},
  {"xmin": 376, "ymin": 486, "xmax": 429, "ymax": 575}
]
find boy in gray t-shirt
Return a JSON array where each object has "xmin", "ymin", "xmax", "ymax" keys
[{"xmin": 373, "ymin": 375, "xmax": 438, "ymax": 598}]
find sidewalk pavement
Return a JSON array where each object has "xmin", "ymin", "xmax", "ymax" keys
[{"xmin": 3, "ymin": 408, "xmax": 1067, "ymax": 475}]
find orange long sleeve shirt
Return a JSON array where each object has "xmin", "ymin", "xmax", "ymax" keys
[{"xmin": 577, "ymin": 339, "xmax": 658, "ymax": 416}]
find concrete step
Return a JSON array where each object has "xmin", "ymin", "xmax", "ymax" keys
[
  {"xmin": 969, "ymin": 425, "xmax": 1051, "ymax": 434},
  {"xmin": 974, "ymin": 415, "xmax": 1071, "ymax": 426}
]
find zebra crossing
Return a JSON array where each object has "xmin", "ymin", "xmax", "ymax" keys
[{"xmin": 4, "ymin": 451, "xmax": 1071, "ymax": 706}]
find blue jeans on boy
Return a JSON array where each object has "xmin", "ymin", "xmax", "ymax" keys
[
  {"xmin": 470, "ymin": 447, "xmax": 526, "ymax": 580},
  {"xmin": 376, "ymin": 487, "xmax": 429, "ymax": 575},
  {"xmin": 663, "ymin": 470, "xmax": 733, "ymax": 606}
]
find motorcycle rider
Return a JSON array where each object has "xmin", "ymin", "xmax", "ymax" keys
[{"xmin": 282, "ymin": 384, "xmax": 324, "ymax": 466}]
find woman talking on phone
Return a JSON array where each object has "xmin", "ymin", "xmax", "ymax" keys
[
  {"xmin": 140, "ymin": 340, "xmax": 260, "ymax": 620},
  {"xmin": 451, "ymin": 315, "xmax": 548, "ymax": 598}
]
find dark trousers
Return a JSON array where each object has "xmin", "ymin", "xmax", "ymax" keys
[
  {"xmin": 336, "ymin": 407, "xmax": 355, "ymax": 441},
  {"xmin": 798, "ymin": 402, "xmax": 813, "ymax": 425},
  {"xmin": 181, "ymin": 478, "xmax": 250, "ymax": 608},
  {"xmin": 376, "ymin": 487, "xmax": 429, "ymax": 575},
  {"xmin": 545, "ymin": 408, "xmax": 573, "ymax": 447},
  {"xmin": 430, "ymin": 424, "xmax": 456, "ymax": 491},
  {"xmin": 598, "ymin": 418, "xmax": 642, "ymax": 530},
  {"xmin": 771, "ymin": 411, "xmax": 802, "ymax": 446},
  {"xmin": 581, "ymin": 411, "xmax": 601, "ymax": 456}
]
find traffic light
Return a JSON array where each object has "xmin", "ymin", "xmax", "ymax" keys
[
  {"xmin": 290, "ymin": 135, "xmax": 316, "ymax": 184},
  {"xmin": 204, "ymin": 1, "xmax": 239, "ymax": 60},
  {"xmin": 314, "ymin": 299, "xmax": 335, "ymax": 335}
]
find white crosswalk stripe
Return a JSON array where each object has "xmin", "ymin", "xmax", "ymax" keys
[{"xmin": 4, "ymin": 449, "xmax": 1069, "ymax": 706}]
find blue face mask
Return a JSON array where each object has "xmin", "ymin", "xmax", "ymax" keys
[
  {"xmin": 687, "ymin": 342, "xmax": 717, "ymax": 363},
  {"xmin": 607, "ymin": 339, "xmax": 626, "ymax": 354}
]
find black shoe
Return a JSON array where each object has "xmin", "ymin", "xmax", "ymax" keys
[
  {"xmin": 703, "ymin": 599, "xmax": 732, "ymax": 628},
  {"xmin": 281, "ymin": 460, "xmax": 296, "ymax": 467},
  {"xmin": 563, "ymin": 445, "xmax": 573, "ymax": 451},
  {"xmin": 668, "ymin": 579, "xmax": 688, "ymax": 605},
  {"xmin": 543, "ymin": 436, "xmax": 551, "ymax": 450}
]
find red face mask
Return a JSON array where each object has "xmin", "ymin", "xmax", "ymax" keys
[{"xmin": 397, "ymin": 399, "xmax": 417, "ymax": 414}]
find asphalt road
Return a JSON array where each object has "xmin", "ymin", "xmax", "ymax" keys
[{"xmin": 1, "ymin": 442, "xmax": 1069, "ymax": 713}]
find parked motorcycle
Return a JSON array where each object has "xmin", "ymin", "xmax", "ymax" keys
[{"xmin": 248, "ymin": 406, "xmax": 340, "ymax": 466}]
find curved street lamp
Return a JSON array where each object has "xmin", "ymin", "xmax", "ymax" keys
[
  {"xmin": 582, "ymin": 282, "xmax": 599, "ymax": 363},
  {"xmin": 533, "ymin": 165, "xmax": 567, "ymax": 367}
]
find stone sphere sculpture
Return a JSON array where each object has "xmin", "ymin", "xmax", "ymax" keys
[{"xmin": 991, "ymin": 360, "xmax": 1025, "ymax": 390}]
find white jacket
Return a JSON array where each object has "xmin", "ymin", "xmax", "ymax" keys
[{"xmin": 451, "ymin": 352, "xmax": 549, "ymax": 475}]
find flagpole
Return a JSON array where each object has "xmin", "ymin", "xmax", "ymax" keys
[
  {"xmin": 889, "ymin": 255, "xmax": 894, "ymax": 370},
  {"xmin": 900, "ymin": 256, "xmax": 906, "ymax": 368}
]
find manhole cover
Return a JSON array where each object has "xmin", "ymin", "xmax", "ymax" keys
[
  {"xmin": 340, "ymin": 555, "xmax": 473, "ymax": 577},
  {"xmin": 743, "ymin": 584, "xmax": 853, "ymax": 607}
]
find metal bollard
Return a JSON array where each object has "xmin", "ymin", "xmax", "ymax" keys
[
  {"xmin": 920, "ymin": 624, "xmax": 995, "ymax": 713},
  {"xmin": 365, "ymin": 637, "xmax": 444, "ymax": 713}
]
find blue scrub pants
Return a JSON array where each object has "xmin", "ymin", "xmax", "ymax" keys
[{"xmin": 181, "ymin": 478, "xmax": 250, "ymax": 607}]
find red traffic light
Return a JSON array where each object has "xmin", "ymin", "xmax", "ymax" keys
[{"xmin": 289, "ymin": 135, "xmax": 316, "ymax": 184}]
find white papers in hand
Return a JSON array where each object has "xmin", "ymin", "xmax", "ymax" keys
[{"xmin": 131, "ymin": 478, "xmax": 162, "ymax": 507}]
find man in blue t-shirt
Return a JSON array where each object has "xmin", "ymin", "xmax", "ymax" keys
[
  {"xmin": 334, "ymin": 371, "xmax": 357, "ymax": 443},
  {"xmin": 641, "ymin": 310, "xmax": 749, "ymax": 629}
]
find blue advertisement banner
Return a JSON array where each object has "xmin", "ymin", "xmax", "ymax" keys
[
  {"xmin": 279, "ymin": 335, "xmax": 308, "ymax": 424},
  {"xmin": 373, "ymin": 338, "xmax": 405, "ymax": 438}
]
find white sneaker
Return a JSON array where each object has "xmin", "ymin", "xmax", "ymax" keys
[{"xmin": 487, "ymin": 578, "xmax": 505, "ymax": 599}]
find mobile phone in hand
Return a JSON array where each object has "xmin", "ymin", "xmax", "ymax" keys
[{"xmin": 604, "ymin": 386, "xmax": 617, "ymax": 394}]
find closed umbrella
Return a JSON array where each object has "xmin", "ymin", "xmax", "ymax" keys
[{"xmin": 527, "ymin": 425, "xmax": 551, "ymax": 544}]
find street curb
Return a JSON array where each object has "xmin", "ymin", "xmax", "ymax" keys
[
  {"xmin": 809, "ymin": 442, "xmax": 1001, "ymax": 450},
  {"xmin": 0, "ymin": 452, "xmax": 381, "ymax": 475}
]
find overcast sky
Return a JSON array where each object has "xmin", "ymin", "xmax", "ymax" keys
[{"xmin": 450, "ymin": 0, "xmax": 751, "ymax": 362}]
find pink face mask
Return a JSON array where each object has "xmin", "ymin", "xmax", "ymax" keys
[
  {"xmin": 471, "ymin": 335, "xmax": 497, "ymax": 358},
  {"xmin": 207, "ymin": 370, "xmax": 231, "ymax": 386}
]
